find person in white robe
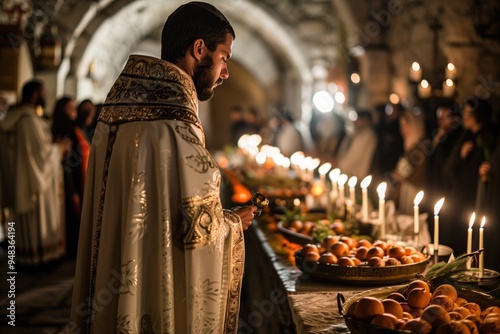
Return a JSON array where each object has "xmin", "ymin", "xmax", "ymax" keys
[
  {"xmin": 0, "ymin": 80, "xmax": 68, "ymax": 265},
  {"xmin": 69, "ymin": 2, "xmax": 256, "ymax": 333}
]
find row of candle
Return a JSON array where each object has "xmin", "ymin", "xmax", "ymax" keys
[{"xmin": 238, "ymin": 142, "xmax": 489, "ymax": 277}]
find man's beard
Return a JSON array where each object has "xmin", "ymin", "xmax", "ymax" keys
[{"xmin": 193, "ymin": 55, "xmax": 216, "ymax": 101}]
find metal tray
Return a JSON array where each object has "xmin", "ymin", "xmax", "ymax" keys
[{"xmin": 294, "ymin": 251, "xmax": 431, "ymax": 285}]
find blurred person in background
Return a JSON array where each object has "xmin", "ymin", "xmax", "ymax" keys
[
  {"xmin": 443, "ymin": 97, "xmax": 497, "ymax": 257},
  {"xmin": 0, "ymin": 80, "xmax": 69, "ymax": 265},
  {"xmin": 52, "ymin": 96, "xmax": 90, "ymax": 259}
]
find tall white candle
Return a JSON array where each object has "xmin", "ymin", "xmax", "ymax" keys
[
  {"xmin": 434, "ymin": 198, "xmax": 445, "ymax": 258},
  {"xmin": 377, "ymin": 182, "xmax": 387, "ymax": 239},
  {"xmin": 467, "ymin": 212, "xmax": 475, "ymax": 269},
  {"xmin": 479, "ymin": 217, "xmax": 485, "ymax": 278},
  {"xmin": 360, "ymin": 175, "xmax": 372, "ymax": 222},
  {"xmin": 318, "ymin": 162, "xmax": 332, "ymax": 186},
  {"xmin": 348, "ymin": 176, "xmax": 357, "ymax": 209},
  {"xmin": 413, "ymin": 191, "xmax": 424, "ymax": 245},
  {"xmin": 409, "ymin": 62, "xmax": 422, "ymax": 82},
  {"xmin": 337, "ymin": 174, "xmax": 348, "ymax": 206}
]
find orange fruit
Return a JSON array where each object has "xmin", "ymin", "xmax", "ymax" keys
[
  {"xmin": 330, "ymin": 242, "xmax": 349, "ymax": 258},
  {"xmin": 358, "ymin": 239, "xmax": 372, "ymax": 248},
  {"xmin": 354, "ymin": 297, "xmax": 384, "ymax": 322},
  {"xmin": 386, "ymin": 292, "xmax": 406, "ymax": 303},
  {"xmin": 407, "ymin": 288, "xmax": 431, "ymax": 309},
  {"xmin": 337, "ymin": 257, "xmax": 355, "ymax": 267},
  {"xmin": 431, "ymin": 295, "xmax": 455, "ymax": 312},
  {"xmin": 385, "ymin": 257, "xmax": 402, "ymax": 266},
  {"xmin": 366, "ymin": 246, "xmax": 385, "ymax": 259},
  {"xmin": 370, "ymin": 313, "xmax": 398, "ymax": 329},
  {"xmin": 300, "ymin": 244, "xmax": 318, "ymax": 256},
  {"xmin": 367, "ymin": 257, "xmax": 385, "ymax": 267},
  {"xmin": 406, "ymin": 279, "xmax": 430, "ymax": 296},
  {"xmin": 449, "ymin": 311, "xmax": 464, "ymax": 321},
  {"xmin": 421, "ymin": 304, "xmax": 451, "ymax": 330},
  {"xmin": 355, "ymin": 246, "xmax": 369, "ymax": 261},
  {"xmin": 382, "ymin": 299, "xmax": 404, "ymax": 319},
  {"xmin": 456, "ymin": 297, "xmax": 468, "ymax": 307},
  {"xmin": 388, "ymin": 245, "xmax": 406, "ymax": 259},
  {"xmin": 402, "ymin": 319, "xmax": 432, "ymax": 334},
  {"xmin": 435, "ymin": 320, "xmax": 472, "ymax": 334},
  {"xmin": 461, "ymin": 319, "xmax": 479, "ymax": 334},
  {"xmin": 433, "ymin": 284, "xmax": 458, "ymax": 302},
  {"xmin": 304, "ymin": 251, "xmax": 320, "ymax": 262},
  {"xmin": 340, "ymin": 236, "xmax": 357, "ymax": 249},
  {"xmin": 373, "ymin": 240, "xmax": 389, "ymax": 253},
  {"xmin": 318, "ymin": 252, "xmax": 338, "ymax": 264},
  {"xmin": 462, "ymin": 302, "xmax": 482, "ymax": 316},
  {"xmin": 454, "ymin": 307, "xmax": 472, "ymax": 318},
  {"xmin": 331, "ymin": 220, "xmax": 344, "ymax": 234},
  {"xmin": 321, "ymin": 235, "xmax": 339, "ymax": 249},
  {"xmin": 481, "ymin": 306, "xmax": 500, "ymax": 319}
]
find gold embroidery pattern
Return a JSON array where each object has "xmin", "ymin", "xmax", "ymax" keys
[
  {"xmin": 160, "ymin": 210, "xmax": 174, "ymax": 332},
  {"xmin": 119, "ymin": 260, "xmax": 138, "ymax": 295},
  {"xmin": 223, "ymin": 210, "xmax": 245, "ymax": 333},
  {"xmin": 87, "ymin": 124, "xmax": 119, "ymax": 333},
  {"xmin": 175, "ymin": 124, "xmax": 216, "ymax": 174},
  {"xmin": 128, "ymin": 171, "xmax": 148, "ymax": 243},
  {"xmin": 179, "ymin": 192, "xmax": 224, "ymax": 250},
  {"xmin": 116, "ymin": 314, "xmax": 135, "ymax": 334},
  {"xmin": 192, "ymin": 278, "xmax": 220, "ymax": 333}
]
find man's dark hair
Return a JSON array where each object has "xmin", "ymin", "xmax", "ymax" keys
[
  {"xmin": 21, "ymin": 80, "xmax": 44, "ymax": 103},
  {"xmin": 161, "ymin": 1, "xmax": 235, "ymax": 63},
  {"xmin": 464, "ymin": 97, "xmax": 492, "ymax": 125}
]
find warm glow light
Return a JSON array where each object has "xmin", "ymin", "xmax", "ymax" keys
[
  {"xmin": 282, "ymin": 157, "xmax": 290, "ymax": 168},
  {"xmin": 255, "ymin": 152, "xmax": 266, "ymax": 165},
  {"xmin": 434, "ymin": 197, "xmax": 445, "ymax": 215},
  {"xmin": 329, "ymin": 168, "xmax": 341, "ymax": 182},
  {"xmin": 348, "ymin": 110, "xmax": 358, "ymax": 121},
  {"xmin": 334, "ymin": 91, "xmax": 345, "ymax": 104},
  {"xmin": 413, "ymin": 191, "xmax": 424, "ymax": 206},
  {"xmin": 447, "ymin": 63, "xmax": 455, "ymax": 71},
  {"xmin": 445, "ymin": 79, "xmax": 454, "ymax": 87},
  {"xmin": 420, "ymin": 79, "xmax": 429, "ymax": 89},
  {"xmin": 338, "ymin": 174, "xmax": 348, "ymax": 187},
  {"xmin": 247, "ymin": 134, "xmax": 262, "ymax": 146},
  {"xmin": 307, "ymin": 158, "xmax": 321, "ymax": 171},
  {"xmin": 360, "ymin": 175, "xmax": 372, "ymax": 189},
  {"xmin": 237, "ymin": 134, "xmax": 249, "ymax": 148},
  {"xmin": 310, "ymin": 181, "xmax": 325, "ymax": 197},
  {"xmin": 377, "ymin": 182, "xmax": 387, "ymax": 199},
  {"xmin": 351, "ymin": 73, "xmax": 360, "ymax": 84},
  {"xmin": 313, "ymin": 91, "xmax": 335, "ymax": 113},
  {"xmin": 389, "ymin": 93, "xmax": 400, "ymax": 104},
  {"xmin": 412, "ymin": 62, "xmax": 421, "ymax": 71},
  {"xmin": 290, "ymin": 151, "xmax": 304, "ymax": 165},
  {"xmin": 318, "ymin": 162, "xmax": 332, "ymax": 176},
  {"xmin": 480, "ymin": 216, "xmax": 486, "ymax": 228},
  {"xmin": 469, "ymin": 212, "xmax": 476, "ymax": 229},
  {"xmin": 348, "ymin": 176, "xmax": 358, "ymax": 188}
]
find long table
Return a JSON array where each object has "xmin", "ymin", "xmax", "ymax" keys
[{"xmin": 239, "ymin": 218, "xmax": 369, "ymax": 334}]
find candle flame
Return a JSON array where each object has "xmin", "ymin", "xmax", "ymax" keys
[
  {"xmin": 434, "ymin": 197, "xmax": 445, "ymax": 215},
  {"xmin": 255, "ymin": 152, "xmax": 266, "ymax": 165},
  {"xmin": 282, "ymin": 157, "xmax": 290, "ymax": 168},
  {"xmin": 306, "ymin": 158, "xmax": 320, "ymax": 171},
  {"xmin": 290, "ymin": 151, "xmax": 304, "ymax": 165},
  {"xmin": 413, "ymin": 190, "xmax": 424, "ymax": 206},
  {"xmin": 318, "ymin": 162, "xmax": 332, "ymax": 176},
  {"xmin": 480, "ymin": 216, "xmax": 486, "ymax": 228},
  {"xmin": 411, "ymin": 62, "xmax": 420, "ymax": 71},
  {"xmin": 469, "ymin": 212, "xmax": 476, "ymax": 229},
  {"xmin": 348, "ymin": 176, "xmax": 358, "ymax": 188},
  {"xmin": 338, "ymin": 174, "xmax": 348, "ymax": 187},
  {"xmin": 360, "ymin": 175, "xmax": 372, "ymax": 189},
  {"xmin": 377, "ymin": 182, "xmax": 387, "ymax": 199},
  {"xmin": 328, "ymin": 168, "xmax": 341, "ymax": 182}
]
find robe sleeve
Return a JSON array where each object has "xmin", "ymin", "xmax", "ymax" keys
[{"xmin": 15, "ymin": 116, "xmax": 62, "ymax": 213}]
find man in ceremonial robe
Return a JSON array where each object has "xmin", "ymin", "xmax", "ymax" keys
[
  {"xmin": 69, "ymin": 2, "xmax": 256, "ymax": 333},
  {"xmin": 0, "ymin": 80, "xmax": 68, "ymax": 265}
]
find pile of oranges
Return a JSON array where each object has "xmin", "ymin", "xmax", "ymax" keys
[
  {"xmin": 346, "ymin": 279, "xmax": 500, "ymax": 333},
  {"xmin": 298, "ymin": 236, "xmax": 427, "ymax": 267}
]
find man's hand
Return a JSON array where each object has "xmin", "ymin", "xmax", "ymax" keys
[{"xmin": 233, "ymin": 205, "xmax": 257, "ymax": 231}]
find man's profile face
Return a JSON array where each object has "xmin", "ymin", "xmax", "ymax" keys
[
  {"xmin": 36, "ymin": 85, "xmax": 47, "ymax": 109},
  {"xmin": 193, "ymin": 33, "xmax": 233, "ymax": 101}
]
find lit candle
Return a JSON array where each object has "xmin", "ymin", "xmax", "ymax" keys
[
  {"xmin": 329, "ymin": 168, "xmax": 341, "ymax": 194},
  {"xmin": 306, "ymin": 158, "xmax": 320, "ymax": 182},
  {"xmin": 467, "ymin": 212, "xmax": 475, "ymax": 269},
  {"xmin": 418, "ymin": 79, "xmax": 431, "ymax": 99},
  {"xmin": 413, "ymin": 191, "xmax": 424, "ymax": 245},
  {"xmin": 479, "ymin": 216, "xmax": 485, "ymax": 278},
  {"xmin": 348, "ymin": 176, "xmax": 357, "ymax": 209},
  {"xmin": 360, "ymin": 175, "xmax": 372, "ymax": 223},
  {"xmin": 409, "ymin": 62, "xmax": 422, "ymax": 82},
  {"xmin": 377, "ymin": 182, "xmax": 387, "ymax": 239},
  {"xmin": 337, "ymin": 174, "xmax": 348, "ymax": 206},
  {"xmin": 445, "ymin": 62, "xmax": 457, "ymax": 80},
  {"xmin": 318, "ymin": 162, "xmax": 332, "ymax": 185},
  {"xmin": 442, "ymin": 79, "xmax": 455, "ymax": 98},
  {"xmin": 434, "ymin": 197, "xmax": 445, "ymax": 258}
]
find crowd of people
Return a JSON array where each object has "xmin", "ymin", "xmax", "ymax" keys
[{"xmin": 0, "ymin": 80, "xmax": 99, "ymax": 264}]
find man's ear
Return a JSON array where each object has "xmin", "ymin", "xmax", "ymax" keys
[{"xmin": 192, "ymin": 38, "xmax": 206, "ymax": 61}]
